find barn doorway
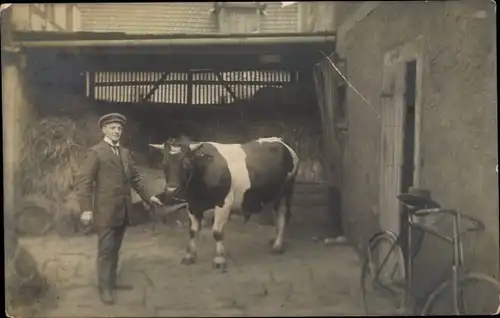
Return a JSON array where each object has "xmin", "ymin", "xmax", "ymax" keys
[{"xmin": 16, "ymin": 32, "xmax": 340, "ymax": 239}]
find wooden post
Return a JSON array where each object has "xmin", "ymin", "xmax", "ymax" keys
[
  {"xmin": 187, "ymin": 71, "xmax": 193, "ymax": 105},
  {"xmin": 2, "ymin": 61, "xmax": 17, "ymax": 215},
  {"xmin": 2, "ymin": 54, "xmax": 37, "ymax": 214},
  {"xmin": 88, "ymin": 70, "xmax": 95, "ymax": 100},
  {"xmin": 1, "ymin": 6, "xmax": 13, "ymax": 48},
  {"xmin": 255, "ymin": 2, "xmax": 261, "ymax": 33},
  {"xmin": 66, "ymin": 4, "xmax": 74, "ymax": 31}
]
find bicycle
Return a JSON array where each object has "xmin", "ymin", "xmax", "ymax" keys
[{"xmin": 360, "ymin": 188, "xmax": 500, "ymax": 315}]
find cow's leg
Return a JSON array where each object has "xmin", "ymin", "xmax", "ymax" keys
[
  {"xmin": 271, "ymin": 199, "xmax": 287, "ymax": 254},
  {"xmin": 212, "ymin": 194, "xmax": 233, "ymax": 272},
  {"xmin": 271, "ymin": 183, "xmax": 294, "ymax": 254},
  {"xmin": 181, "ymin": 210, "xmax": 202, "ymax": 265},
  {"xmin": 268, "ymin": 204, "xmax": 281, "ymax": 246}
]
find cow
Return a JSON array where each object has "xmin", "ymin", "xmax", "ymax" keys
[{"xmin": 148, "ymin": 135, "xmax": 299, "ymax": 272}]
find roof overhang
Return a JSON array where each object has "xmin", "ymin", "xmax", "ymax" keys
[{"xmin": 12, "ymin": 31, "xmax": 336, "ymax": 72}]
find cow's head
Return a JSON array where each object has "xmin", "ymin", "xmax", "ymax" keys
[{"xmin": 148, "ymin": 135, "xmax": 208, "ymax": 199}]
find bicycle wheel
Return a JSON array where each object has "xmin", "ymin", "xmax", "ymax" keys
[
  {"xmin": 361, "ymin": 231, "xmax": 407, "ymax": 315},
  {"xmin": 421, "ymin": 272, "xmax": 500, "ymax": 315}
]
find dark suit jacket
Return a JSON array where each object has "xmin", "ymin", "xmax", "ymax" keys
[{"xmin": 77, "ymin": 140, "xmax": 151, "ymax": 227}]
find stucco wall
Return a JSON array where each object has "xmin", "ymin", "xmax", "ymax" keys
[
  {"xmin": 334, "ymin": 1, "xmax": 363, "ymax": 27},
  {"xmin": 336, "ymin": 0, "xmax": 498, "ymax": 283}
]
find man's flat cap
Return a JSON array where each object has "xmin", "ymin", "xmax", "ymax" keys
[{"xmin": 98, "ymin": 113, "xmax": 126, "ymax": 127}]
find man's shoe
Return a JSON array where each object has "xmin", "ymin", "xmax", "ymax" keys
[{"xmin": 99, "ymin": 289, "xmax": 115, "ymax": 305}]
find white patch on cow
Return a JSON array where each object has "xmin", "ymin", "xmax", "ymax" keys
[
  {"xmin": 188, "ymin": 211, "xmax": 200, "ymax": 251},
  {"xmin": 207, "ymin": 142, "xmax": 251, "ymax": 212},
  {"xmin": 181, "ymin": 210, "xmax": 201, "ymax": 264},
  {"xmin": 256, "ymin": 137, "xmax": 283, "ymax": 144},
  {"xmin": 212, "ymin": 191, "xmax": 234, "ymax": 263},
  {"xmin": 169, "ymin": 145, "xmax": 182, "ymax": 155},
  {"xmin": 256, "ymin": 137, "xmax": 299, "ymax": 180}
]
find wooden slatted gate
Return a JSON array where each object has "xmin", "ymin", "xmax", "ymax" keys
[{"xmin": 86, "ymin": 70, "xmax": 294, "ymax": 105}]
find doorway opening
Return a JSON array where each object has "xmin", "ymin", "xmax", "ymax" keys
[{"xmin": 401, "ymin": 59, "xmax": 417, "ymax": 194}]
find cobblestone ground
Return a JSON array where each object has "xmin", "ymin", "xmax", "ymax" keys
[{"xmin": 16, "ymin": 219, "xmax": 366, "ymax": 317}]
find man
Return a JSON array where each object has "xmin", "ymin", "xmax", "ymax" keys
[{"xmin": 77, "ymin": 112, "xmax": 163, "ymax": 305}]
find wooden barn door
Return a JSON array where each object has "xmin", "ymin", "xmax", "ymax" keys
[{"xmin": 379, "ymin": 63, "xmax": 407, "ymax": 235}]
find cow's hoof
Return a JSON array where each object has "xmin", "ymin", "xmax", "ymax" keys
[
  {"xmin": 271, "ymin": 244, "xmax": 285, "ymax": 255},
  {"xmin": 268, "ymin": 238, "xmax": 277, "ymax": 246},
  {"xmin": 212, "ymin": 256, "xmax": 227, "ymax": 272},
  {"xmin": 181, "ymin": 254, "xmax": 197, "ymax": 265}
]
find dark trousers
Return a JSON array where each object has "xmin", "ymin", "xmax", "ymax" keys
[{"xmin": 96, "ymin": 217, "xmax": 128, "ymax": 292}]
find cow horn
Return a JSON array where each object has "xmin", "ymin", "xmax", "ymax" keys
[
  {"xmin": 148, "ymin": 143, "xmax": 165, "ymax": 150},
  {"xmin": 189, "ymin": 142, "xmax": 203, "ymax": 151}
]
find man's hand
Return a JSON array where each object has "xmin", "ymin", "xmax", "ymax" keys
[
  {"xmin": 80, "ymin": 211, "xmax": 93, "ymax": 225},
  {"xmin": 149, "ymin": 196, "xmax": 163, "ymax": 206}
]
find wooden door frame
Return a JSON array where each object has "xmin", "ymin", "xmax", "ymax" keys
[{"xmin": 379, "ymin": 35, "xmax": 424, "ymax": 234}]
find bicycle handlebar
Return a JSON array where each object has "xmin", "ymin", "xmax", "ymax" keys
[{"xmin": 412, "ymin": 208, "xmax": 485, "ymax": 233}]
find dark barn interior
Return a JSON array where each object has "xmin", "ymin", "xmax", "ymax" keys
[{"xmin": 17, "ymin": 31, "xmax": 341, "ymax": 239}]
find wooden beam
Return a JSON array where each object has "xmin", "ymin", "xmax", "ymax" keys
[
  {"xmin": 140, "ymin": 72, "xmax": 170, "ymax": 103},
  {"xmin": 14, "ymin": 34, "xmax": 335, "ymax": 48},
  {"xmin": 214, "ymin": 71, "xmax": 239, "ymax": 102}
]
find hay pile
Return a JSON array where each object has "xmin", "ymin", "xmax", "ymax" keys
[
  {"xmin": 20, "ymin": 117, "xmax": 84, "ymax": 200},
  {"xmin": 17, "ymin": 112, "xmax": 146, "ymax": 236},
  {"xmin": 17, "ymin": 116, "xmax": 94, "ymax": 237}
]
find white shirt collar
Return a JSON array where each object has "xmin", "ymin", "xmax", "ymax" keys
[{"xmin": 103, "ymin": 136, "xmax": 120, "ymax": 147}]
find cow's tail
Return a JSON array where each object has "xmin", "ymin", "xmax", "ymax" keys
[
  {"xmin": 283, "ymin": 141, "xmax": 299, "ymax": 225},
  {"xmin": 284, "ymin": 182, "xmax": 294, "ymax": 225},
  {"xmin": 243, "ymin": 213, "xmax": 251, "ymax": 224}
]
